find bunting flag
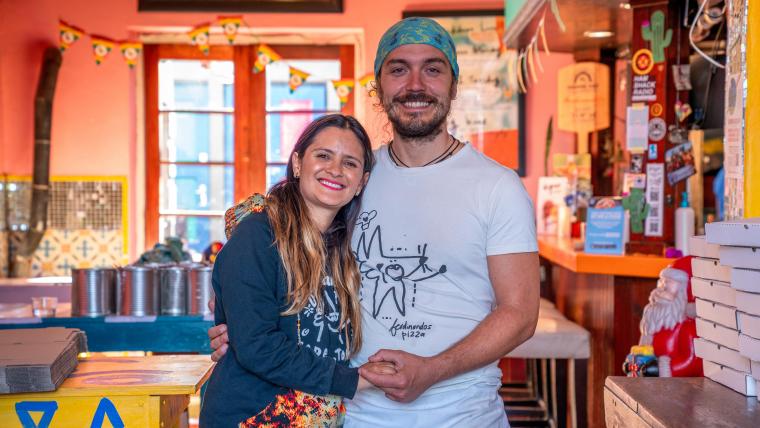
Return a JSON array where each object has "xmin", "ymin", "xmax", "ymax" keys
[
  {"xmin": 358, "ymin": 74, "xmax": 375, "ymax": 97},
  {"xmin": 332, "ymin": 79, "xmax": 355, "ymax": 106},
  {"xmin": 59, "ymin": 20, "xmax": 84, "ymax": 52},
  {"xmin": 90, "ymin": 36, "xmax": 115, "ymax": 65},
  {"xmin": 218, "ymin": 16, "xmax": 244, "ymax": 44},
  {"xmin": 120, "ymin": 42, "xmax": 143, "ymax": 68},
  {"xmin": 288, "ymin": 67, "xmax": 310, "ymax": 93},
  {"xmin": 253, "ymin": 44, "xmax": 282, "ymax": 73},
  {"xmin": 188, "ymin": 23, "xmax": 211, "ymax": 55}
]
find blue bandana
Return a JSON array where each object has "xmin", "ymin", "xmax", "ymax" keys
[{"xmin": 374, "ymin": 17, "xmax": 459, "ymax": 80}]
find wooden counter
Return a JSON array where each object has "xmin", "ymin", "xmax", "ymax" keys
[
  {"xmin": 538, "ymin": 237, "xmax": 676, "ymax": 427},
  {"xmin": 605, "ymin": 376, "xmax": 760, "ymax": 427}
]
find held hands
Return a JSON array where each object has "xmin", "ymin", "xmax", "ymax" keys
[
  {"xmin": 357, "ymin": 361, "xmax": 397, "ymax": 391},
  {"xmin": 358, "ymin": 350, "xmax": 440, "ymax": 403}
]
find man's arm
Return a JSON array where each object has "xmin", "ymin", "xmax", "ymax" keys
[{"xmin": 360, "ymin": 251, "xmax": 539, "ymax": 402}]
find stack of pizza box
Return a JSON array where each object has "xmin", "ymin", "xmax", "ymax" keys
[{"xmin": 699, "ymin": 218, "xmax": 760, "ymax": 400}]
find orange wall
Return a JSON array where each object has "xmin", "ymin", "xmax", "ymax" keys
[{"xmin": 0, "ymin": 0, "xmax": 574, "ymax": 256}]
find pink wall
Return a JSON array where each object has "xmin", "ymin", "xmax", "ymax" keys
[{"xmin": 1, "ymin": 0, "xmax": 573, "ymax": 256}]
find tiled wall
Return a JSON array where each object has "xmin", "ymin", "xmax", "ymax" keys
[{"xmin": 0, "ymin": 177, "xmax": 128, "ymax": 277}]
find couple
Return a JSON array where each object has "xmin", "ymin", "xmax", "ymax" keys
[{"xmin": 200, "ymin": 17, "xmax": 539, "ymax": 428}]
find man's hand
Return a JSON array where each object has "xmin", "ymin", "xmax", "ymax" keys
[
  {"xmin": 358, "ymin": 349, "xmax": 439, "ymax": 402},
  {"xmin": 357, "ymin": 361, "xmax": 397, "ymax": 391},
  {"xmin": 208, "ymin": 323, "xmax": 230, "ymax": 362}
]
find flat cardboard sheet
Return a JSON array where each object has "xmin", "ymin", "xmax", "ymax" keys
[
  {"xmin": 692, "ymin": 257, "xmax": 732, "ymax": 282},
  {"xmin": 689, "ymin": 235, "xmax": 721, "ymax": 259},
  {"xmin": 696, "ymin": 317, "xmax": 739, "ymax": 350},
  {"xmin": 702, "ymin": 360, "xmax": 757, "ymax": 396},
  {"xmin": 695, "ymin": 298, "xmax": 738, "ymax": 329},
  {"xmin": 706, "ymin": 218, "xmax": 760, "ymax": 247},
  {"xmin": 720, "ymin": 245, "xmax": 760, "ymax": 269},
  {"xmin": 691, "ymin": 277, "xmax": 736, "ymax": 306},
  {"xmin": 693, "ymin": 337, "xmax": 751, "ymax": 372}
]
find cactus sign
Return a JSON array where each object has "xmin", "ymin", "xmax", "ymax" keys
[{"xmin": 641, "ymin": 11, "xmax": 672, "ymax": 64}]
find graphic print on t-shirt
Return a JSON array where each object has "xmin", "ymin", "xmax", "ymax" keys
[
  {"xmin": 354, "ymin": 211, "xmax": 447, "ymax": 331},
  {"xmin": 299, "ymin": 276, "xmax": 347, "ymax": 361}
]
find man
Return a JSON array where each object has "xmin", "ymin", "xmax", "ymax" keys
[{"xmin": 209, "ymin": 17, "xmax": 539, "ymax": 427}]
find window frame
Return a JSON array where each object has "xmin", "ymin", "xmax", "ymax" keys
[{"xmin": 143, "ymin": 43, "xmax": 354, "ymax": 248}]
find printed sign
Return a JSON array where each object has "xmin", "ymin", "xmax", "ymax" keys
[
  {"xmin": 632, "ymin": 74, "xmax": 657, "ymax": 102},
  {"xmin": 626, "ymin": 105, "xmax": 649, "ymax": 152},
  {"xmin": 648, "ymin": 117, "xmax": 667, "ymax": 141},
  {"xmin": 585, "ymin": 197, "xmax": 625, "ymax": 255},
  {"xmin": 536, "ymin": 177, "xmax": 569, "ymax": 235},
  {"xmin": 645, "ymin": 163, "xmax": 665, "ymax": 237},
  {"xmin": 665, "ymin": 142, "xmax": 697, "ymax": 185}
]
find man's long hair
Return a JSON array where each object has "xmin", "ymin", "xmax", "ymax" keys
[{"xmin": 267, "ymin": 114, "xmax": 373, "ymax": 356}]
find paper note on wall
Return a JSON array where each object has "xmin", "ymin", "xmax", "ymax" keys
[
  {"xmin": 645, "ymin": 163, "xmax": 664, "ymax": 237},
  {"xmin": 626, "ymin": 106, "xmax": 649, "ymax": 153}
]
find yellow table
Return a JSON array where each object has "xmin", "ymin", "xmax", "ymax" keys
[{"xmin": 0, "ymin": 355, "xmax": 213, "ymax": 428}]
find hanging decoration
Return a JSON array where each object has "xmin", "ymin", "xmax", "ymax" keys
[
  {"xmin": 288, "ymin": 66, "xmax": 310, "ymax": 93},
  {"xmin": 90, "ymin": 36, "xmax": 115, "ymax": 65},
  {"xmin": 188, "ymin": 23, "xmax": 211, "ymax": 55},
  {"xmin": 511, "ymin": 12, "xmax": 552, "ymax": 94},
  {"xmin": 253, "ymin": 44, "xmax": 282, "ymax": 73},
  {"xmin": 358, "ymin": 74, "xmax": 375, "ymax": 97},
  {"xmin": 120, "ymin": 42, "xmax": 143, "ymax": 68},
  {"xmin": 218, "ymin": 16, "xmax": 244, "ymax": 44},
  {"xmin": 332, "ymin": 79, "xmax": 355, "ymax": 107},
  {"xmin": 59, "ymin": 20, "xmax": 84, "ymax": 52}
]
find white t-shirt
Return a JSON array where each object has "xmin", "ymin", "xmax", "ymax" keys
[{"xmin": 345, "ymin": 143, "xmax": 537, "ymax": 428}]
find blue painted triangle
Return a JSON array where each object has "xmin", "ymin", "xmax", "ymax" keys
[
  {"xmin": 14, "ymin": 401, "xmax": 58, "ymax": 428},
  {"xmin": 90, "ymin": 398, "xmax": 125, "ymax": 428}
]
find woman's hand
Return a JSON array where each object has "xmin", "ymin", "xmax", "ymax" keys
[{"xmin": 357, "ymin": 362, "xmax": 397, "ymax": 391}]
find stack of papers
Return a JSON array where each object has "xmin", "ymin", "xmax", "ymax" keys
[{"xmin": 0, "ymin": 328, "xmax": 87, "ymax": 394}]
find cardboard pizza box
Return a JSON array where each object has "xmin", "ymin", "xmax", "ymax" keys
[
  {"xmin": 689, "ymin": 235, "xmax": 721, "ymax": 259},
  {"xmin": 692, "ymin": 257, "xmax": 732, "ymax": 282},
  {"xmin": 696, "ymin": 317, "xmax": 740, "ymax": 350},
  {"xmin": 702, "ymin": 360, "xmax": 757, "ymax": 396},
  {"xmin": 720, "ymin": 245, "xmax": 760, "ymax": 269},
  {"xmin": 736, "ymin": 291, "xmax": 760, "ymax": 317},
  {"xmin": 752, "ymin": 360, "xmax": 760, "ymax": 381},
  {"xmin": 693, "ymin": 337, "xmax": 751, "ymax": 372},
  {"xmin": 706, "ymin": 218, "xmax": 760, "ymax": 247},
  {"xmin": 738, "ymin": 312, "xmax": 760, "ymax": 340},
  {"xmin": 739, "ymin": 334, "xmax": 760, "ymax": 361},
  {"xmin": 731, "ymin": 267, "xmax": 760, "ymax": 293},
  {"xmin": 695, "ymin": 298, "xmax": 738, "ymax": 329},
  {"xmin": 691, "ymin": 277, "xmax": 736, "ymax": 307}
]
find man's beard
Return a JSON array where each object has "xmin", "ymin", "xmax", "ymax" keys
[
  {"xmin": 383, "ymin": 91, "xmax": 450, "ymax": 139},
  {"xmin": 639, "ymin": 283, "xmax": 687, "ymax": 344}
]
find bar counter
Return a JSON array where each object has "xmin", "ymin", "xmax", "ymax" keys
[{"xmin": 538, "ymin": 236, "xmax": 674, "ymax": 427}]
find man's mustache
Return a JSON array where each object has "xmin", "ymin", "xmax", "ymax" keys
[{"xmin": 391, "ymin": 92, "xmax": 438, "ymax": 104}]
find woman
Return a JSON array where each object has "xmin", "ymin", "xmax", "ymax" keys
[{"xmin": 200, "ymin": 114, "xmax": 390, "ymax": 427}]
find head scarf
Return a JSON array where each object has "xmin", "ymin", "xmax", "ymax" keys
[{"xmin": 374, "ymin": 17, "xmax": 459, "ymax": 80}]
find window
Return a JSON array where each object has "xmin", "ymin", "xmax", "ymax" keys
[{"xmin": 144, "ymin": 44, "xmax": 354, "ymax": 258}]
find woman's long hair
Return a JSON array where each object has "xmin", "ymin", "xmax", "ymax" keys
[{"xmin": 266, "ymin": 114, "xmax": 373, "ymax": 356}]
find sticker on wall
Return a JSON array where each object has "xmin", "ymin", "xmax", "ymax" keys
[
  {"xmin": 59, "ymin": 20, "xmax": 84, "ymax": 52},
  {"xmin": 119, "ymin": 42, "xmax": 142, "ymax": 68},
  {"xmin": 332, "ymin": 79, "xmax": 355, "ymax": 107},
  {"xmin": 253, "ymin": 44, "xmax": 281, "ymax": 73},
  {"xmin": 359, "ymin": 73, "xmax": 375, "ymax": 97},
  {"xmin": 90, "ymin": 36, "xmax": 115, "ymax": 65},
  {"xmin": 641, "ymin": 10, "xmax": 672, "ymax": 63},
  {"xmin": 188, "ymin": 23, "xmax": 211, "ymax": 55},
  {"xmin": 674, "ymin": 100, "xmax": 692, "ymax": 122},
  {"xmin": 288, "ymin": 66, "xmax": 310, "ymax": 94},
  {"xmin": 648, "ymin": 143, "xmax": 658, "ymax": 160},
  {"xmin": 650, "ymin": 103, "xmax": 663, "ymax": 117},
  {"xmin": 632, "ymin": 49, "xmax": 654, "ymax": 75},
  {"xmin": 648, "ymin": 117, "xmax": 667, "ymax": 142},
  {"xmin": 631, "ymin": 153, "xmax": 645, "ymax": 173},
  {"xmin": 217, "ymin": 16, "xmax": 244, "ymax": 44},
  {"xmin": 632, "ymin": 73, "xmax": 656, "ymax": 102},
  {"xmin": 672, "ymin": 64, "xmax": 692, "ymax": 90},
  {"xmin": 644, "ymin": 162, "xmax": 665, "ymax": 237}
]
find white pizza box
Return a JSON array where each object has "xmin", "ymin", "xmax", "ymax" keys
[
  {"xmin": 720, "ymin": 245, "xmax": 760, "ymax": 269},
  {"xmin": 752, "ymin": 360, "xmax": 760, "ymax": 381},
  {"xmin": 738, "ymin": 312, "xmax": 760, "ymax": 340},
  {"xmin": 739, "ymin": 334, "xmax": 760, "ymax": 361},
  {"xmin": 695, "ymin": 298, "xmax": 738, "ymax": 329},
  {"xmin": 691, "ymin": 257, "xmax": 732, "ymax": 282},
  {"xmin": 706, "ymin": 218, "xmax": 760, "ymax": 247},
  {"xmin": 696, "ymin": 317, "xmax": 740, "ymax": 350},
  {"xmin": 731, "ymin": 267, "xmax": 760, "ymax": 293},
  {"xmin": 692, "ymin": 277, "xmax": 736, "ymax": 307},
  {"xmin": 702, "ymin": 360, "xmax": 757, "ymax": 396},
  {"xmin": 689, "ymin": 235, "xmax": 721, "ymax": 259},
  {"xmin": 693, "ymin": 337, "xmax": 751, "ymax": 372},
  {"xmin": 736, "ymin": 291, "xmax": 760, "ymax": 317}
]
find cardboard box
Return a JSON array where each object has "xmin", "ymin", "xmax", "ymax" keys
[
  {"xmin": 702, "ymin": 360, "xmax": 757, "ymax": 396},
  {"xmin": 696, "ymin": 317, "xmax": 740, "ymax": 350},
  {"xmin": 689, "ymin": 235, "xmax": 721, "ymax": 259},
  {"xmin": 736, "ymin": 291, "xmax": 760, "ymax": 317},
  {"xmin": 691, "ymin": 257, "xmax": 732, "ymax": 282},
  {"xmin": 691, "ymin": 277, "xmax": 736, "ymax": 306},
  {"xmin": 693, "ymin": 337, "xmax": 751, "ymax": 372},
  {"xmin": 706, "ymin": 218, "xmax": 760, "ymax": 247},
  {"xmin": 695, "ymin": 298, "xmax": 738, "ymax": 329},
  {"xmin": 739, "ymin": 334, "xmax": 760, "ymax": 361},
  {"xmin": 738, "ymin": 312, "xmax": 760, "ymax": 339},
  {"xmin": 720, "ymin": 245, "xmax": 760, "ymax": 269},
  {"xmin": 732, "ymin": 268, "xmax": 760, "ymax": 293},
  {"xmin": 752, "ymin": 360, "xmax": 760, "ymax": 381}
]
